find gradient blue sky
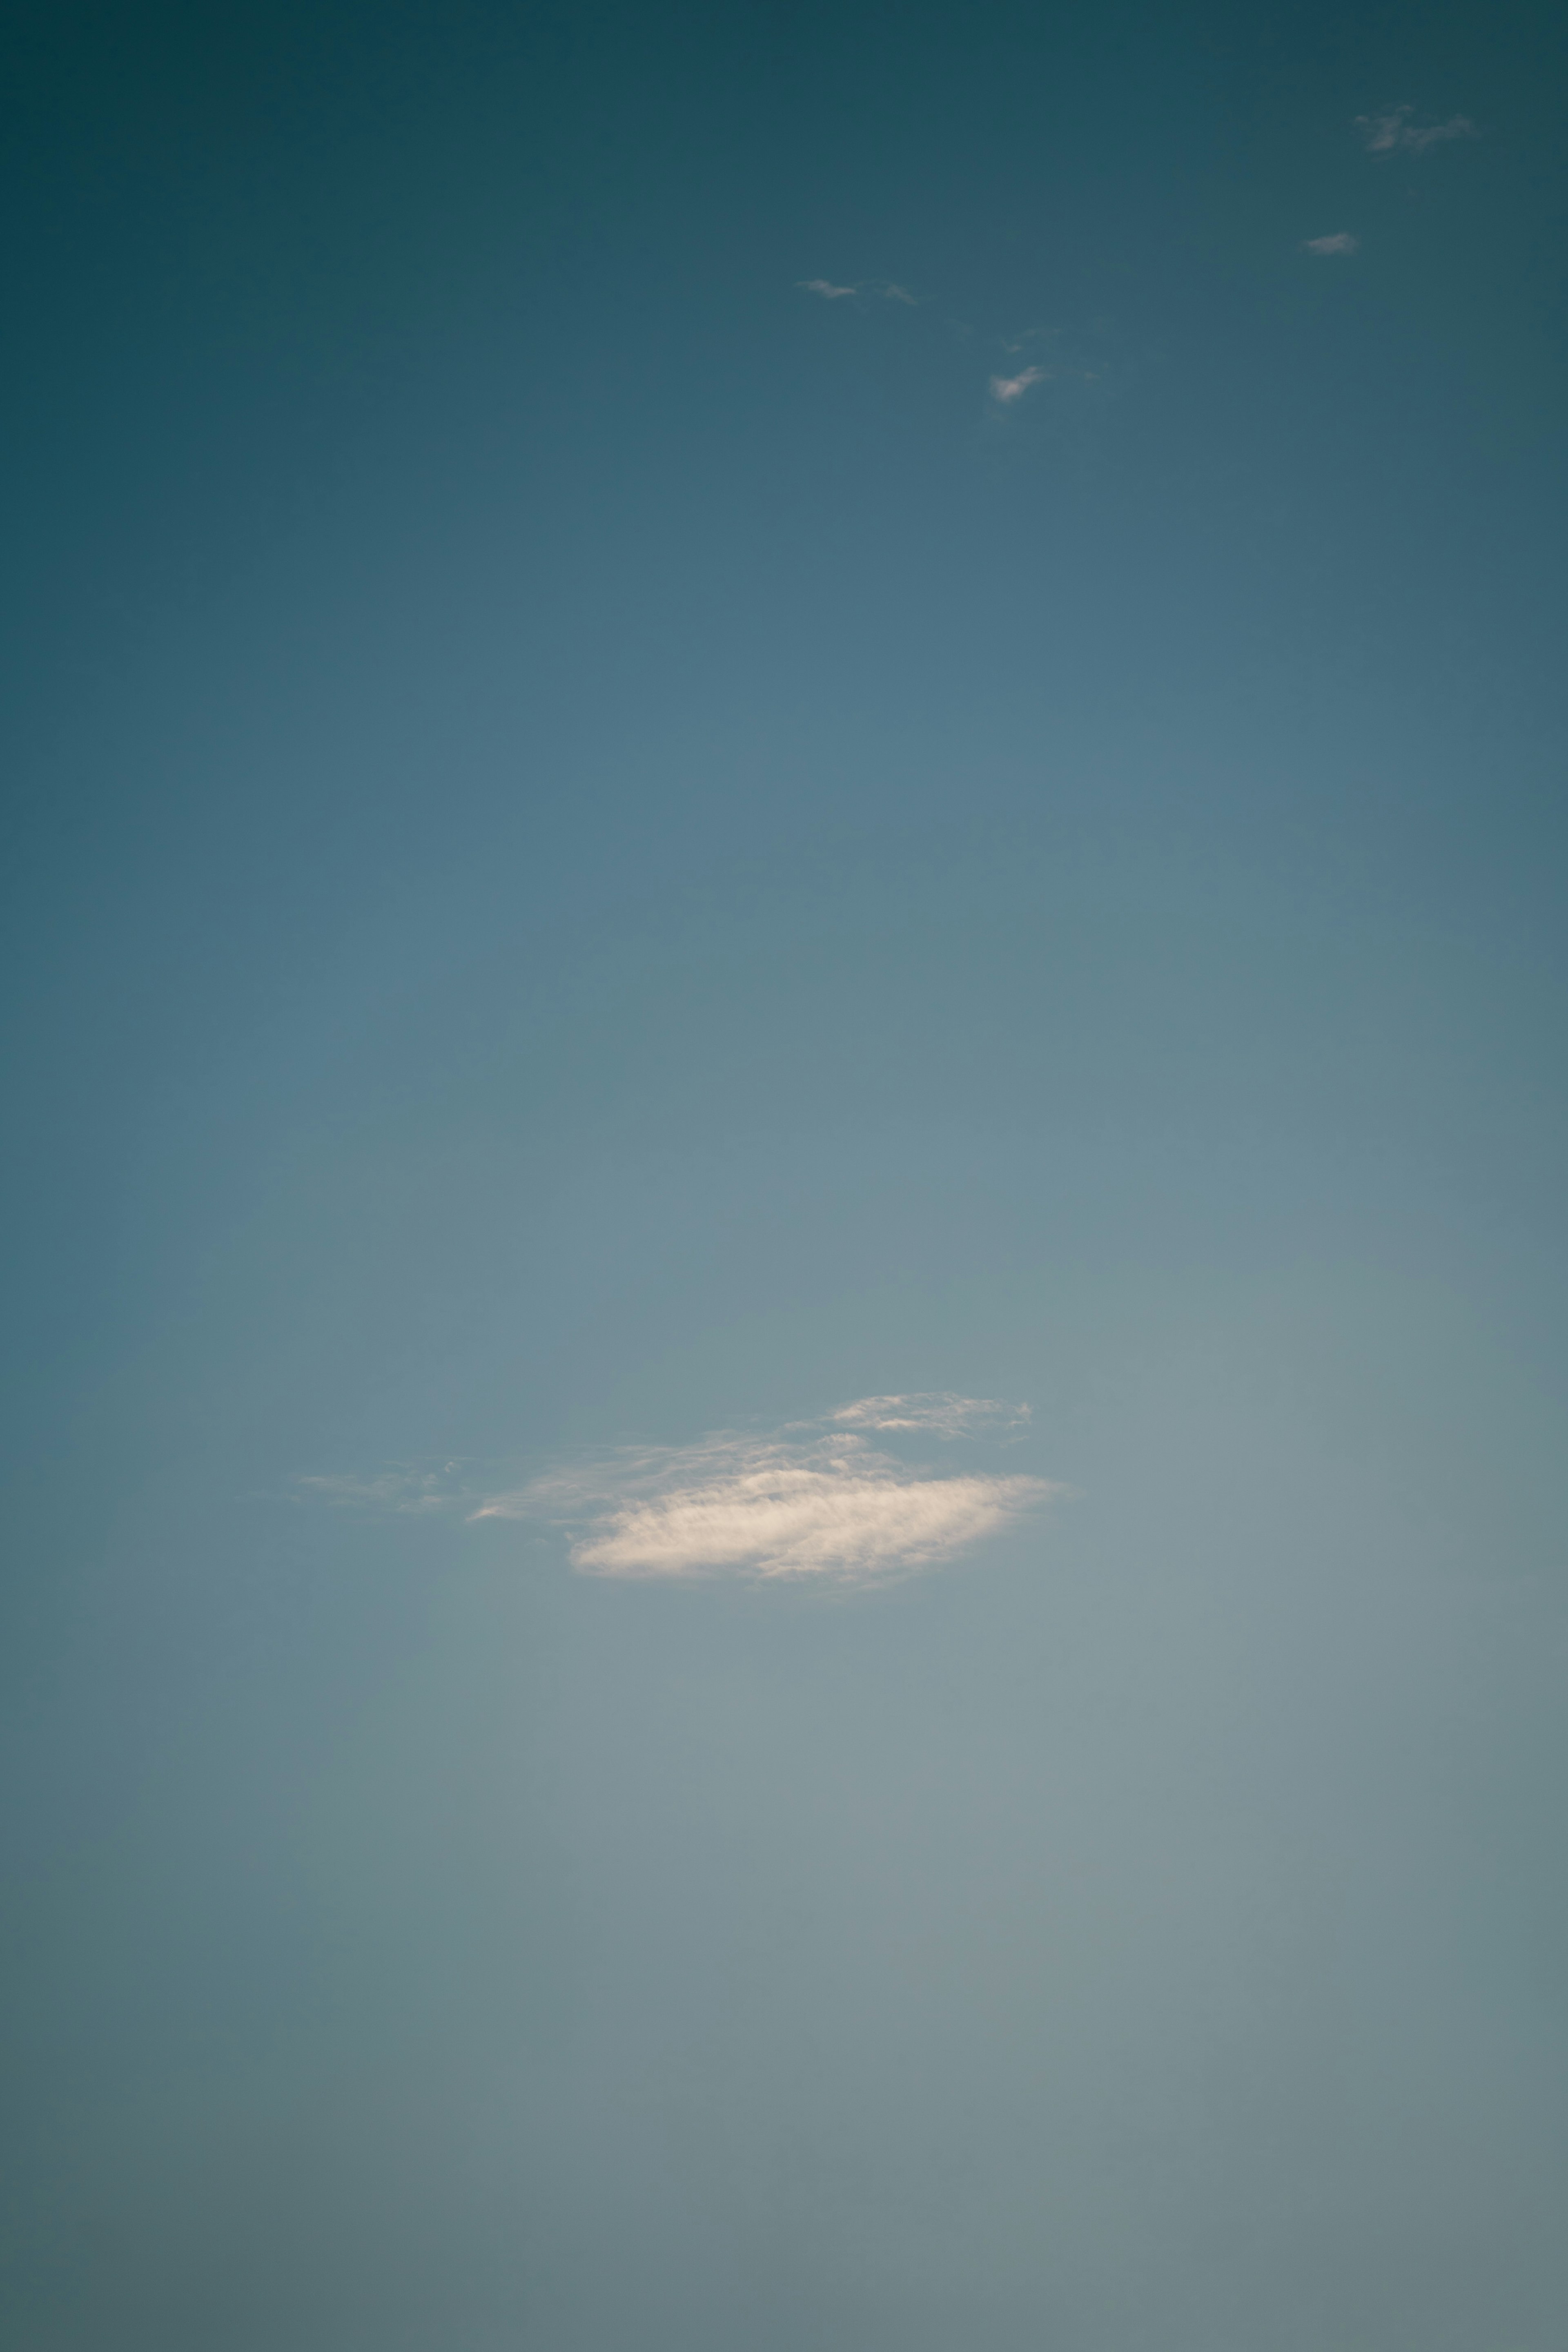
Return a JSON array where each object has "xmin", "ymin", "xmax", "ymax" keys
[{"xmin": 4, "ymin": 2, "xmax": 1567, "ymax": 2345}]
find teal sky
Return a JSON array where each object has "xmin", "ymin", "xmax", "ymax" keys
[{"xmin": 4, "ymin": 3, "xmax": 1567, "ymax": 2345}]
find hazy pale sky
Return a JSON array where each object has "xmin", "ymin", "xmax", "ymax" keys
[{"xmin": 4, "ymin": 3, "xmax": 1567, "ymax": 2347}]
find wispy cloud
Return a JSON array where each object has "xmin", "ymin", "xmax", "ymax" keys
[
  {"xmin": 989, "ymin": 327, "xmax": 1109, "ymax": 410},
  {"xmin": 829, "ymin": 1393, "xmax": 1029, "ymax": 1437},
  {"xmin": 294, "ymin": 1396, "xmax": 1062, "ymax": 1585},
  {"xmin": 475, "ymin": 1405, "xmax": 1058, "ymax": 1584},
  {"xmin": 989, "ymin": 364, "xmax": 1048, "ymax": 405},
  {"xmin": 797, "ymin": 279, "xmax": 922, "ymax": 305},
  {"xmin": 1302, "ymin": 232, "xmax": 1360, "ymax": 256},
  {"xmin": 1355, "ymin": 104, "xmax": 1478, "ymax": 155}
]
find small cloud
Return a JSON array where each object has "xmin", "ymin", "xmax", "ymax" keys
[
  {"xmin": 1302, "ymin": 232, "xmax": 1360, "ymax": 256},
  {"xmin": 989, "ymin": 364, "xmax": 1048, "ymax": 404},
  {"xmin": 829, "ymin": 1393, "xmax": 1029, "ymax": 1437},
  {"xmin": 1355, "ymin": 103, "xmax": 1478, "ymax": 154},
  {"xmin": 297, "ymin": 1398, "xmax": 1062, "ymax": 1587},
  {"xmin": 797, "ymin": 279, "xmax": 921, "ymax": 305},
  {"xmin": 991, "ymin": 328, "xmax": 1111, "ymax": 405},
  {"xmin": 470, "ymin": 1397, "xmax": 1060, "ymax": 1585}
]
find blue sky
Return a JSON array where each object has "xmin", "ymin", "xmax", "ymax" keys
[{"xmin": 3, "ymin": 3, "xmax": 1567, "ymax": 2345}]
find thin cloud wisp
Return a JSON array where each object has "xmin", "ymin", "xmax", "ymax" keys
[
  {"xmin": 829, "ymin": 1393, "xmax": 1029, "ymax": 1436},
  {"xmin": 989, "ymin": 364, "xmax": 1048, "ymax": 405},
  {"xmin": 474, "ymin": 1396, "xmax": 1060, "ymax": 1584},
  {"xmin": 294, "ymin": 1396, "xmax": 1062, "ymax": 1587},
  {"xmin": 797, "ymin": 279, "xmax": 921, "ymax": 305},
  {"xmin": 1355, "ymin": 105, "xmax": 1477, "ymax": 155}
]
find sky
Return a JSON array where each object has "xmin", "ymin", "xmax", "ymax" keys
[{"xmin": 2, "ymin": 0, "xmax": 1567, "ymax": 2345}]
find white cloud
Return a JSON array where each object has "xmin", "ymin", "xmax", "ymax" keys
[
  {"xmin": 797, "ymin": 279, "xmax": 920, "ymax": 305},
  {"xmin": 1355, "ymin": 104, "xmax": 1477, "ymax": 155},
  {"xmin": 1302, "ymin": 232, "xmax": 1360, "ymax": 256},
  {"xmin": 296, "ymin": 1398, "xmax": 1062, "ymax": 1586},
  {"xmin": 829, "ymin": 1392, "xmax": 1029, "ymax": 1437},
  {"xmin": 472, "ymin": 1399, "xmax": 1060, "ymax": 1584},
  {"xmin": 989, "ymin": 364, "xmax": 1048, "ymax": 404}
]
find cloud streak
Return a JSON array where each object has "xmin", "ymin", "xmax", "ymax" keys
[
  {"xmin": 296, "ymin": 1397, "xmax": 1061, "ymax": 1586},
  {"xmin": 797, "ymin": 279, "xmax": 921, "ymax": 305},
  {"xmin": 829, "ymin": 1392, "xmax": 1029, "ymax": 1436},
  {"xmin": 1302, "ymin": 232, "xmax": 1359, "ymax": 256},
  {"xmin": 477, "ymin": 1409, "xmax": 1057, "ymax": 1583},
  {"xmin": 989, "ymin": 364, "xmax": 1047, "ymax": 405},
  {"xmin": 1355, "ymin": 105, "xmax": 1477, "ymax": 155}
]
